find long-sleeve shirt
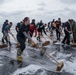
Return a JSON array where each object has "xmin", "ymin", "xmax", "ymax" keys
[{"xmin": 17, "ymin": 23, "xmax": 31, "ymax": 40}]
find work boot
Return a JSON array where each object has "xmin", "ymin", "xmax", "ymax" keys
[
  {"xmin": 17, "ymin": 56, "xmax": 23, "ymax": 62},
  {"xmin": 17, "ymin": 49, "xmax": 23, "ymax": 62}
]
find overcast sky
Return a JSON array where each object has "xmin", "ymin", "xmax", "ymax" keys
[{"xmin": 0, "ymin": 0, "xmax": 76, "ymax": 25}]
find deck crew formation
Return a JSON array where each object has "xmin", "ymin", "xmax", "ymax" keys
[{"xmin": 1, "ymin": 17, "xmax": 76, "ymax": 72}]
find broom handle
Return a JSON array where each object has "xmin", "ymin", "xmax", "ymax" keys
[
  {"xmin": 55, "ymin": 27, "xmax": 62, "ymax": 35},
  {"xmin": 36, "ymin": 45, "xmax": 59, "ymax": 64},
  {"xmin": 72, "ymin": 31, "xmax": 74, "ymax": 43},
  {"xmin": 47, "ymin": 35, "xmax": 51, "ymax": 39},
  {"xmin": 11, "ymin": 34, "xmax": 18, "ymax": 43},
  {"xmin": 44, "ymin": 51, "xmax": 59, "ymax": 64},
  {"xmin": 53, "ymin": 24, "xmax": 62, "ymax": 35}
]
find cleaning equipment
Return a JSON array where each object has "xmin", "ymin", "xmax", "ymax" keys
[
  {"xmin": 53, "ymin": 41, "xmax": 58, "ymax": 44},
  {"xmin": 31, "ymin": 43, "xmax": 38, "ymax": 47},
  {"xmin": 31, "ymin": 43, "xmax": 64, "ymax": 71},
  {"xmin": 16, "ymin": 43, "xmax": 20, "ymax": 48},
  {"xmin": 47, "ymin": 35, "xmax": 53, "ymax": 40},
  {"xmin": 0, "ymin": 44, "xmax": 8, "ymax": 48},
  {"xmin": 42, "ymin": 36, "xmax": 50, "ymax": 46},
  {"xmin": 53, "ymin": 22, "xmax": 62, "ymax": 35},
  {"xmin": 70, "ymin": 32, "xmax": 76, "ymax": 47},
  {"xmin": 11, "ymin": 34, "xmax": 20, "ymax": 48},
  {"xmin": 0, "ymin": 40, "xmax": 8, "ymax": 48},
  {"xmin": 11, "ymin": 34, "xmax": 18, "ymax": 43},
  {"xmin": 46, "ymin": 52, "xmax": 64, "ymax": 71},
  {"xmin": 46, "ymin": 35, "xmax": 57, "ymax": 44},
  {"xmin": 39, "ymin": 47, "xmax": 64, "ymax": 71},
  {"xmin": 50, "ymin": 34, "xmax": 53, "ymax": 36}
]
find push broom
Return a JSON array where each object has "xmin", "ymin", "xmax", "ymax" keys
[
  {"xmin": 11, "ymin": 34, "xmax": 18, "ymax": 43},
  {"xmin": 70, "ymin": 32, "xmax": 76, "ymax": 47},
  {"xmin": 42, "ymin": 36, "xmax": 50, "ymax": 46},
  {"xmin": 46, "ymin": 35, "xmax": 57, "ymax": 44},
  {"xmin": 10, "ymin": 33, "xmax": 20, "ymax": 48},
  {"xmin": 32, "ymin": 43, "xmax": 64, "ymax": 71},
  {"xmin": 50, "ymin": 23, "xmax": 62, "ymax": 44},
  {"xmin": 53, "ymin": 22, "xmax": 62, "ymax": 35},
  {"xmin": 0, "ymin": 44, "xmax": 8, "ymax": 48}
]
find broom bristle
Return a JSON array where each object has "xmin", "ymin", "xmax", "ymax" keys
[
  {"xmin": 56, "ymin": 62, "xmax": 64, "ymax": 71},
  {"xmin": 31, "ymin": 43, "xmax": 38, "ymax": 47},
  {"xmin": 0, "ymin": 44, "xmax": 8, "ymax": 48},
  {"xmin": 16, "ymin": 44, "xmax": 20, "ymax": 48},
  {"xmin": 53, "ymin": 41, "xmax": 57, "ymax": 44},
  {"xmin": 71, "ymin": 43, "xmax": 76, "ymax": 47},
  {"xmin": 46, "ymin": 41, "xmax": 50, "ymax": 44},
  {"xmin": 42, "ymin": 41, "xmax": 50, "ymax": 46},
  {"xmin": 42, "ymin": 43, "xmax": 46, "ymax": 46},
  {"xmin": 50, "ymin": 34, "xmax": 53, "ymax": 36}
]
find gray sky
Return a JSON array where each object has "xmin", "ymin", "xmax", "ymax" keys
[{"xmin": 0, "ymin": 0, "xmax": 76, "ymax": 25}]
